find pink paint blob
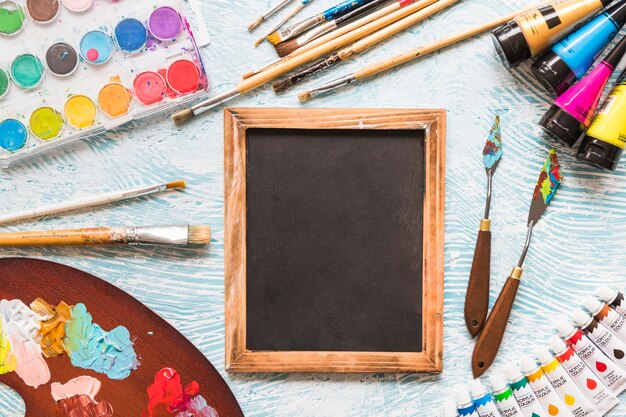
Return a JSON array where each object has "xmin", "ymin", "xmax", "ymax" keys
[
  {"xmin": 166, "ymin": 60, "xmax": 200, "ymax": 94},
  {"xmin": 87, "ymin": 48, "xmax": 99, "ymax": 62},
  {"xmin": 11, "ymin": 335, "xmax": 50, "ymax": 389},
  {"xmin": 133, "ymin": 71, "xmax": 167, "ymax": 105},
  {"xmin": 52, "ymin": 375, "xmax": 102, "ymax": 402}
]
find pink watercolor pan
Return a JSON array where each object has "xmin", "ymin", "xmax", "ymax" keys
[
  {"xmin": 61, "ymin": 0, "xmax": 94, "ymax": 13},
  {"xmin": 132, "ymin": 70, "xmax": 167, "ymax": 105}
]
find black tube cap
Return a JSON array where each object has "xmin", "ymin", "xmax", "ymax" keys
[
  {"xmin": 532, "ymin": 50, "xmax": 577, "ymax": 96},
  {"xmin": 492, "ymin": 21, "xmax": 531, "ymax": 68},
  {"xmin": 577, "ymin": 135, "xmax": 623, "ymax": 171},
  {"xmin": 539, "ymin": 105, "xmax": 585, "ymax": 147}
]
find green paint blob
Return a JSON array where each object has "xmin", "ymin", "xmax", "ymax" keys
[
  {"xmin": 0, "ymin": 68, "xmax": 8, "ymax": 98},
  {"xmin": 10, "ymin": 54, "xmax": 44, "ymax": 89},
  {"xmin": 0, "ymin": 2, "xmax": 25, "ymax": 35}
]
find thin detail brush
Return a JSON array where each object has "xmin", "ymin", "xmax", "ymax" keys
[
  {"xmin": 298, "ymin": 2, "xmax": 550, "ymax": 102},
  {"xmin": 255, "ymin": 0, "xmax": 312, "ymax": 47},
  {"xmin": 248, "ymin": 0, "xmax": 294, "ymax": 32},
  {"xmin": 172, "ymin": 0, "xmax": 459, "ymax": 124},
  {"xmin": 267, "ymin": 0, "xmax": 379, "ymax": 45},
  {"xmin": 274, "ymin": 0, "xmax": 390, "ymax": 56}
]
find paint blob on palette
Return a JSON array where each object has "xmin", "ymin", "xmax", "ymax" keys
[{"xmin": 0, "ymin": 0, "xmax": 210, "ymax": 167}]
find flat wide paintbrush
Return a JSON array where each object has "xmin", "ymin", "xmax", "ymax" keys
[
  {"xmin": 248, "ymin": 0, "xmax": 294, "ymax": 31},
  {"xmin": 267, "ymin": 0, "xmax": 379, "ymax": 45},
  {"xmin": 255, "ymin": 0, "xmax": 313, "ymax": 47},
  {"xmin": 0, "ymin": 225, "xmax": 211, "ymax": 247},
  {"xmin": 472, "ymin": 150, "xmax": 563, "ymax": 377},
  {"xmin": 464, "ymin": 116, "xmax": 503, "ymax": 338},
  {"xmin": 274, "ymin": 0, "xmax": 391, "ymax": 56}
]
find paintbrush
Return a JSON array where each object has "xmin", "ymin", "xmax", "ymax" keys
[
  {"xmin": 267, "ymin": 0, "xmax": 380, "ymax": 45},
  {"xmin": 0, "ymin": 180, "xmax": 186, "ymax": 226},
  {"xmin": 245, "ymin": 0, "xmax": 422, "ymax": 79},
  {"xmin": 172, "ymin": 0, "xmax": 459, "ymax": 124},
  {"xmin": 0, "ymin": 225, "xmax": 211, "ymax": 246},
  {"xmin": 298, "ymin": 2, "xmax": 550, "ymax": 102},
  {"xmin": 273, "ymin": 0, "xmax": 390, "ymax": 56},
  {"xmin": 255, "ymin": 0, "xmax": 313, "ymax": 47},
  {"xmin": 471, "ymin": 149, "xmax": 563, "ymax": 377},
  {"xmin": 248, "ymin": 0, "xmax": 294, "ymax": 31},
  {"xmin": 464, "ymin": 117, "xmax": 502, "ymax": 338}
]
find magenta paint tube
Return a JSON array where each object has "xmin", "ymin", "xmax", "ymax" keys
[
  {"xmin": 597, "ymin": 287, "xmax": 626, "ymax": 316},
  {"xmin": 582, "ymin": 296, "xmax": 626, "ymax": 343},
  {"xmin": 539, "ymin": 34, "xmax": 626, "ymax": 147},
  {"xmin": 572, "ymin": 309, "xmax": 626, "ymax": 372}
]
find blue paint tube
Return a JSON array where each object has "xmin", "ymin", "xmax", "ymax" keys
[{"xmin": 533, "ymin": 0, "xmax": 626, "ymax": 96}]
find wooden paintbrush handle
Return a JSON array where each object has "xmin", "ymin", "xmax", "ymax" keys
[
  {"xmin": 464, "ymin": 219, "xmax": 491, "ymax": 337},
  {"xmin": 471, "ymin": 268, "xmax": 522, "ymax": 377},
  {"xmin": 0, "ymin": 227, "xmax": 122, "ymax": 246}
]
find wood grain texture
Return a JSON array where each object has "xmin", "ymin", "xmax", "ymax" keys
[
  {"xmin": 224, "ymin": 108, "xmax": 445, "ymax": 373},
  {"xmin": 464, "ymin": 227, "xmax": 491, "ymax": 337}
]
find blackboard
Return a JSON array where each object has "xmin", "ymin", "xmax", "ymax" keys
[{"xmin": 225, "ymin": 108, "xmax": 444, "ymax": 373}]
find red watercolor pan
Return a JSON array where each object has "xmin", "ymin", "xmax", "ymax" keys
[
  {"xmin": 166, "ymin": 59, "xmax": 200, "ymax": 94},
  {"xmin": 133, "ymin": 71, "xmax": 167, "ymax": 105}
]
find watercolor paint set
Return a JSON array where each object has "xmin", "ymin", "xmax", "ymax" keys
[
  {"xmin": 0, "ymin": 0, "xmax": 210, "ymax": 167},
  {"xmin": 447, "ymin": 286, "xmax": 626, "ymax": 417}
]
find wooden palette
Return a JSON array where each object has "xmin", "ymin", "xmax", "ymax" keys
[{"xmin": 0, "ymin": 258, "xmax": 244, "ymax": 417}]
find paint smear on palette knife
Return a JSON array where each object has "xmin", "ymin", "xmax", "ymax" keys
[
  {"xmin": 483, "ymin": 116, "xmax": 503, "ymax": 170},
  {"xmin": 533, "ymin": 149, "xmax": 563, "ymax": 204},
  {"xmin": 52, "ymin": 375, "xmax": 114, "ymax": 417},
  {"xmin": 143, "ymin": 367, "xmax": 219, "ymax": 417},
  {"xmin": 0, "ymin": 299, "xmax": 50, "ymax": 388}
]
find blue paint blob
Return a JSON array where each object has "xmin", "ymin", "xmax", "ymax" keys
[
  {"xmin": 80, "ymin": 30, "xmax": 113, "ymax": 64},
  {"xmin": 0, "ymin": 119, "xmax": 27, "ymax": 152},
  {"xmin": 114, "ymin": 18, "xmax": 147, "ymax": 53}
]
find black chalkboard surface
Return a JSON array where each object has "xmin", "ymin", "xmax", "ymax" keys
[{"xmin": 225, "ymin": 108, "xmax": 444, "ymax": 373}]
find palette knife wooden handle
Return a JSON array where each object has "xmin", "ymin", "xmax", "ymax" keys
[
  {"xmin": 471, "ymin": 267, "xmax": 522, "ymax": 377},
  {"xmin": 465, "ymin": 219, "xmax": 491, "ymax": 337}
]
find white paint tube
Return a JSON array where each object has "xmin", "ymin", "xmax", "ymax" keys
[
  {"xmin": 534, "ymin": 348, "xmax": 599, "ymax": 417},
  {"xmin": 596, "ymin": 286, "xmax": 626, "ymax": 317},
  {"xmin": 457, "ymin": 389, "xmax": 481, "ymax": 417},
  {"xmin": 582, "ymin": 296, "xmax": 626, "ymax": 343},
  {"xmin": 489, "ymin": 374, "xmax": 524, "ymax": 417},
  {"xmin": 557, "ymin": 319, "xmax": 626, "ymax": 394},
  {"xmin": 572, "ymin": 309, "xmax": 626, "ymax": 371},
  {"xmin": 504, "ymin": 364, "xmax": 547, "ymax": 417},
  {"xmin": 469, "ymin": 379, "xmax": 502, "ymax": 417},
  {"xmin": 519, "ymin": 355, "xmax": 574, "ymax": 417},
  {"xmin": 549, "ymin": 336, "xmax": 618, "ymax": 415}
]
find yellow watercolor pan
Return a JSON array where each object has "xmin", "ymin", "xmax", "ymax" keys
[
  {"xmin": 29, "ymin": 107, "xmax": 63, "ymax": 140},
  {"xmin": 64, "ymin": 95, "xmax": 97, "ymax": 129}
]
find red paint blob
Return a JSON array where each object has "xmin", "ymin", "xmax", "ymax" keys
[
  {"xmin": 87, "ymin": 48, "xmax": 99, "ymax": 61},
  {"xmin": 133, "ymin": 71, "xmax": 167, "ymax": 105},
  {"xmin": 166, "ymin": 59, "xmax": 200, "ymax": 94},
  {"xmin": 587, "ymin": 378, "xmax": 598, "ymax": 390},
  {"xmin": 596, "ymin": 361, "xmax": 608, "ymax": 372}
]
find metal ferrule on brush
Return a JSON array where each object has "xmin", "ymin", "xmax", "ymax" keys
[
  {"xmin": 308, "ymin": 74, "xmax": 356, "ymax": 98},
  {"xmin": 192, "ymin": 89, "xmax": 240, "ymax": 115},
  {"xmin": 122, "ymin": 226, "xmax": 189, "ymax": 245},
  {"xmin": 279, "ymin": 15, "xmax": 324, "ymax": 40},
  {"xmin": 121, "ymin": 184, "xmax": 167, "ymax": 199},
  {"xmin": 296, "ymin": 21, "xmax": 338, "ymax": 45}
]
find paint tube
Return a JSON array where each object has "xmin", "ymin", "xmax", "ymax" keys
[
  {"xmin": 519, "ymin": 355, "xmax": 575, "ymax": 417},
  {"xmin": 458, "ymin": 389, "xmax": 481, "ymax": 417},
  {"xmin": 469, "ymin": 379, "xmax": 502, "ymax": 417},
  {"xmin": 445, "ymin": 398, "xmax": 460, "ymax": 417},
  {"xmin": 557, "ymin": 319, "xmax": 626, "ymax": 394},
  {"xmin": 549, "ymin": 336, "xmax": 619, "ymax": 415},
  {"xmin": 597, "ymin": 286, "xmax": 626, "ymax": 316},
  {"xmin": 572, "ymin": 309, "xmax": 626, "ymax": 370},
  {"xmin": 535, "ymin": 348, "xmax": 599, "ymax": 417},
  {"xmin": 577, "ymin": 72, "xmax": 626, "ymax": 170},
  {"xmin": 539, "ymin": 35, "xmax": 626, "ymax": 147},
  {"xmin": 492, "ymin": 0, "xmax": 612, "ymax": 68},
  {"xmin": 532, "ymin": 0, "xmax": 626, "ymax": 95},
  {"xmin": 582, "ymin": 296, "xmax": 626, "ymax": 342},
  {"xmin": 504, "ymin": 364, "xmax": 548, "ymax": 417},
  {"xmin": 490, "ymin": 374, "xmax": 524, "ymax": 417}
]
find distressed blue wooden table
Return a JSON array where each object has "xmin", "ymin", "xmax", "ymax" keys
[{"xmin": 2, "ymin": 0, "xmax": 626, "ymax": 415}]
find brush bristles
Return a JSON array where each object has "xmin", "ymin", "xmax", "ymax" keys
[
  {"xmin": 187, "ymin": 225, "xmax": 212, "ymax": 246},
  {"xmin": 166, "ymin": 180, "xmax": 187, "ymax": 189},
  {"xmin": 171, "ymin": 108, "xmax": 195, "ymax": 125},
  {"xmin": 254, "ymin": 37, "xmax": 265, "ymax": 47},
  {"xmin": 266, "ymin": 32, "xmax": 283, "ymax": 45},
  {"xmin": 272, "ymin": 77, "xmax": 293, "ymax": 93},
  {"xmin": 274, "ymin": 38, "xmax": 299, "ymax": 57},
  {"xmin": 242, "ymin": 71, "xmax": 255, "ymax": 79},
  {"xmin": 298, "ymin": 91, "xmax": 311, "ymax": 102},
  {"xmin": 248, "ymin": 16, "xmax": 264, "ymax": 32}
]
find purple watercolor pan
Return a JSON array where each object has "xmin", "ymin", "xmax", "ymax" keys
[{"xmin": 148, "ymin": 6, "xmax": 183, "ymax": 41}]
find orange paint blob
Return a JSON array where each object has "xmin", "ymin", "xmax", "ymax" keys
[
  {"xmin": 30, "ymin": 298, "xmax": 71, "ymax": 358},
  {"xmin": 98, "ymin": 79, "xmax": 132, "ymax": 118},
  {"xmin": 548, "ymin": 404, "xmax": 559, "ymax": 416},
  {"xmin": 564, "ymin": 394, "xmax": 576, "ymax": 406}
]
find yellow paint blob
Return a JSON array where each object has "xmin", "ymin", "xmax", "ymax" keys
[
  {"xmin": 64, "ymin": 95, "xmax": 97, "ymax": 129},
  {"xmin": 0, "ymin": 320, "xmax": 17, "ymax": 374},
  {"xmin": 30, "ymin": 298, "xmax": 72, "ymax": 358},
  {"xmin": 548, "ymin": 404, "xmax": 559, "ymax": 416},
  {"xmin": 98, "ymin": 81, "xmax": 132, "ymax": 118},
  {"xmin": 564, "ymin": 394, "xmax": 576, "ymax": 406},
  {"xmin": 29, "ymin": 107, "xmax": 63, "ymax": 140}
]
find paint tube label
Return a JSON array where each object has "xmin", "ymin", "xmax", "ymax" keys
[
  {"xmin": 510, "ymin": 377, "xmax": 547, "ymax": 417},
  {"xmin": 541, "ymin": 359, "xmax": 599, "ymax": 417},
  {"xmin": 552, "ymin": 11, "xmax": 619, "ymax": 78},
  {"xmin": 515, "ymin": 0, "xmax": 606, "ymax": 56},
  {"xmin": 609, "ymin": 293, "xmax": 626, "ymax": 316},
  {"xmin": 584, "ymin": 320, "xmax": 626, "ymax": 371},
  {"xmin": 596, "ymin": 305, "xmax": 626, "ymax": 342},
  {"xmin": 494, "ymin": 388, "xmax": 524, "ymax": 417},
  {"xmin": 527, "ymin": 369, "xmax": 574, "ymax": 417},
  {"xmin": 586, "ymin": 82, "xmax": 626, "ymax": 149},
  {"xmin": 459, "ymin": 403, "xmax": 481, "ymax": 417},
  {"xmin": 474, "ymin": 394, "xmax": 501, "ymax": 417},
  {"xmin": 557, "ymin": 347, "xmax": 618, "ymax": 415},
  {"xmin": 568, "ymin": 330, "xmax": 626, "ymax": 394}
]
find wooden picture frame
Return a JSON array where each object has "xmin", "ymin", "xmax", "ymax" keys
[{"xmin": 224, "ymin": 108, "xmax": 445, "ymax": 373}]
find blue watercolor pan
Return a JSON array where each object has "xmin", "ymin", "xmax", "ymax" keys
[{"xmin": 114, "ymin": 18, "xmax": 148, "ymax": 53}]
